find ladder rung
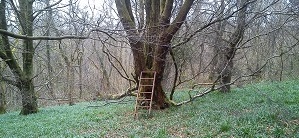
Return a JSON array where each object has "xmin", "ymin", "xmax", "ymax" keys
[
  {"xmin": 139, "ymin": 92, "xmax": 153, "ymax": 93},
  {"xmin": 140, "ymin": 85, "xmax": 153, "ymax": 86},
  {"xmin": 134, "ymin": 71, "xmax": 156, "ymax": 119},
  {"xmin": 137, "ymin": 105, "xmax": 150, "ymax": 108},
  {"xmin": 140, "ymin": 78, "xmax": 154, "ymax": 80},
  {"xmin": 141, "ymin": 71, "xmax": 156, "ymax": 73},
  {"xmin": 137, "ymin": 99, "xmax": 151, "ymax": 101}
]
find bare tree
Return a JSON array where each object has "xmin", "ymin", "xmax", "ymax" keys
[
  {"xmin": 0, "ymin": 0, "xmax": 93, "ymax": 114},
  {"xmin": 115, "ymin": 0, "xmax": 194, "ymax": 108},
  {"xmin": 216, "ymin": 0, "xmax": 249, "ymax": 92},
  {"xmin": 0, "ymin": 0, "xmax": 39, "ymax": 115},
  {"xmin": 44, "ymin": 0, "xmax": 55, "ymax": 98},
  {"xmin": 209, "ymin": 0, "xmax": 226, "ymax": 81}
]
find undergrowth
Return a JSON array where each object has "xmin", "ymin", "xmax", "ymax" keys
[{"xmin": 0, "ymin": 80, "xmax": 298, "ymax": 137}]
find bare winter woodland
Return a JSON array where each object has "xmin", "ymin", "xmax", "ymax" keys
[{"xmin": 0, "ymin": 0, "xmax": 298, "ymax": 114}]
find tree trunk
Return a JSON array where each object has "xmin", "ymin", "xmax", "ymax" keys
[
  {"xmin": 69, "ymin": 65, "xmax": 75, "ymax": 105},
  {"xmin": 45, "ymin": 0, "xmax": 54, "ymax": 98},
  {"xmin": 0, "ymin": 64, "xmax": 6, "ymax": 114},
  {"xmin": 0, "ymin": 83, "xmax": 5, "ymax": 114},
  {"xmin": 218, "ymin": 51, "xmax": 234, "ymax": 92},
  {"xmin": 66, "ymin": 64, "xmax": 74, "ymax": 106},
  {"xmin": 151, "ymin": 38, "xmax": 171, "ymax": 108},
  {"xmin": 19, "ymin": 79, "xmax": 38, "ymax": 115},
  {"xmin": 1, "ymin": 0, "xmax": 38, "ymax": 114},
  {"xmin": 209, "ymin": 0, "xmax": 226, "ymax": 82},
  {"xmin": 19, "ymin": 0, "xmax": 38, "ymax": 114},
  {"xmin": 115, "ymin": 0, "xmax": 194, "ymax": 108},
  {"xmin": 217, "ymin": 0, "xmax": 248, "ymax": 92},
  {"xmin": 78, "ymin": 58, "xmax": 83, "ymax": 98}
]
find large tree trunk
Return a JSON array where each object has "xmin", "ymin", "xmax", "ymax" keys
[
  {"xmin": 0, "ymin": 0, "xmax": 38, "ymax": 114},
  {"xmin": 152, "ymin": 39, "xmax": 172, "ymax": 108},
  {"xmin": 115, "ymin": 0, "xmax": 194, "ymax": 108},
  {"xmin": 19, "ymin": 0, "xmax": 38, "ymax": 114}
]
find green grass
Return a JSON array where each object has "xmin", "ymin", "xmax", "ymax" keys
[{"xmin": 0, "ymin": 80, "xmax": 299, "ymax": 137}]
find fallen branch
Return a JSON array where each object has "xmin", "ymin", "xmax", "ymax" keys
[
  {"xmin": 87, "ymin": 98, "xmax": 134, "ymax": 108},
  {"xmin": 96, "ymin": 86, "xmax": 138, "ymax": 100}
]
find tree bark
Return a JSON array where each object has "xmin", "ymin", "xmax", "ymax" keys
[
  {"xmin": 0, "ymin": 83, "xmax": 5, "ymax": 114},
  {"xmin": 0, "ymin": 0, "xmax": 38, "ymax": 115},
  {"xmin": 0, "ymin": 61, "xmax": 6, "ymax": 114},
  {"xmin": 68, "ymin": 64, "xmax": 75, "ymax": 105},
  {"xmin": 19, "ymin": 79, "xmax": 38, "ymax": 115},
  {"xmin": 19, "ymin": 0, "xmax": 38, "ymax": 114}
]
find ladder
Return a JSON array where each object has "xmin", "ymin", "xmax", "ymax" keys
[{"xmin": 134, "ymin": 71, "xmax": 156, "ymax": 119}]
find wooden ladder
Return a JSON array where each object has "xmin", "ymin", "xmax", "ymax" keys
[{"xmin": 134, "ymin": 71, "xmax": 156, "ymax": 119}]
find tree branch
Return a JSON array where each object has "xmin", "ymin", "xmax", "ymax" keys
[
  {"xmin": 33, "ymin": 0, "xmax": 63, "ymax": 20},
  {"xmin": 172, "ymin": 0, "xmax": 257, "ymax": 49},
  {"xmin": 165, "ymin": 0, "xmax": 194, "ymax": 38},
  {"xmin": 0, "ymin": 51, "xmax": 7, "ymax": 61},
  {"xmin": 169, "ymin": 48, "xmax": 178, "ymax": 100},
  {"xmin": 0, "ymin": 29, "xmax": 115, "ymax": 41},
  {"xmin": 101, "ymin": 42, "xmax": 135, "ymax": 83},
  {"xmin": 0, "ymin": 75, "xmax": 18, "ymax": 87}
]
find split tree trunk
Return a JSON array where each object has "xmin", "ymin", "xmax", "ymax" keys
[
  {"xmin": 217, "ymin": 0, "xmax": 248, "ymax": 92},
  {"xmin": 115, "ymin": 0, "xmax": 194, "ymax": 109},
  {"xmin": 45, "ymin": 0, "xmax": 55, "ymax": 98}
]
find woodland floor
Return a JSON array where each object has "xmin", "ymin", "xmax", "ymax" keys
[{"xmin": 0, "ymin": 80, "xmax": 299, "ymax": 137}]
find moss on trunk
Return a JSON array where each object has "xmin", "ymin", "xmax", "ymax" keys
[{"xmin": 19, "ymin": 79, "xmax": 38, "ymax": 115}]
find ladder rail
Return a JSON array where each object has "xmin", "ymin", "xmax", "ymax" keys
[
  {"xmin": 134, "ymin": 71, "xmax": 144, "ymax": 119},
  {"xmin": 134, "ymin": 71, "xmax": 156, "ymax": 119},
  {"xmin": 148, "ymin": 72, "xmax": 156, "ymax": 115}
]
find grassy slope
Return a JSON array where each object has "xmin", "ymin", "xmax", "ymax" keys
[{"xmin": 0, "ymin": 80, "xmax": 298, "ymax": 138}]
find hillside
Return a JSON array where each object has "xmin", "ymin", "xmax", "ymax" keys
[{"xmin": 0, "ymin": 80, "xmax": 298, "ymax": 137}]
